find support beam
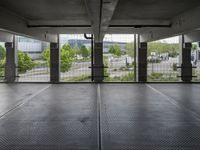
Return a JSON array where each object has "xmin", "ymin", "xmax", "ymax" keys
[
  {"xmin": 84, "ymin": 0, "xmax": 101, "ymax": 41},
  {"xmin": 184, "ymin": 30, "xmax": 200, "ymax": 43},
  {"xmin": 0, "ymin": 30, "xmax": 13, "ymax": 42},
  {"xmin": 5, "ymin": 41, "xmax": 16, "ymax": 82},
  {"xmin": 0, "ymin": 7, "xmax": 68, "ymax": 42},
  {"xmin": 136, "ymin": 36, "xmax": 147, "ymax": 82},
  {"xmin": 50, "ymin": 42, "xmax": 60, "ymax": 83},
  {"xmin": 100, "ymin": 0, "xmax": 119, "ymax": 39},
  {"xmin": 179, "ymin": 35, "xmax": 192, "ymax": 82},
  {"xmin": 140, "ymin": 6, "xmax": 200, "ymax": 42},
  {"xmin": 110, "ymin": 19, "xmax": 171, "ymax": 26},
  {"xmin": 93, "ymin": 42, "xmax": 104, "ymax": 82}
]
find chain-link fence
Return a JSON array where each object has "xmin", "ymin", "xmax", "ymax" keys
[
  {"xmin": 16, "ymin": 36, "xmax": 50, "ymax": 82},
  {"xmin": 59, "ymin": 34, "xmax": 91, "ymax": 82},
  {"xmin": 0, "ymin": 43, "xmax": 5, "ymax": 82},
  {"xmin": 103, "ymin": 34, "xmax": 135, "ymax": 82}
]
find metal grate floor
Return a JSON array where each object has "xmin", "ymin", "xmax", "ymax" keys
[{"xmin": 0, "ymin": 83, "xmax": 200, "ymax": 149}]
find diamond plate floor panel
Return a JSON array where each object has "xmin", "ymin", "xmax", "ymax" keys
[
  {"xmin": 1, "ymin": 83, "xmax": 200, "ymax": 149},
  {"xmin": 0, "ymin": 84, "xmax": 98, "ymax": 150},
  {"xmin": 101, "ymin": 84, "xmax": 200, "ymax": 150}
]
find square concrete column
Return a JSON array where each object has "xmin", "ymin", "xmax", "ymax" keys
[
  {"xmin": 5, "ymin": 42, "xmax": 16, "ymax": 82},
  {"xmin": 50, "ymin": 43, "xmax": 60, "ymax": 83},
  {"xmin": 182, "ymin": 43, "xmax": 192, "ymax": 82},
  {"xmin": 93, "ymin": 42, "xmax": 104, "ymax": 82},
  {"xmin": 137, "ymin": 41, "xmax": 147, "ymax": 82},
  {"xmin": 179, "ymin": 35, "xmax": 192, "ymax": 82}
]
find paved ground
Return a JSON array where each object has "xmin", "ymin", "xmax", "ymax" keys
[{"xmin": 0, "ymin": 83, "xmax": 200, "ymax": 149}]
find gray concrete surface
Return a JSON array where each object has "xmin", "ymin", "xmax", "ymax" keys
[{"xmin": 0, "ymin": 83, "xmax": 200, "ymax": 149}]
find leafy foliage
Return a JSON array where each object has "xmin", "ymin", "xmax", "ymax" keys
[
  {"xmin": 18, "ymin": 51, "xmax": 35, "ymax": 73},
  {"xmin": 79, "ymin": 45, "xmax": 90, "ymax": 58},
  {"xmin": 148, "ymin": 42, "xmax": 179, "ymax": 57},
  {"xmin": 60, "ymin": 44, "xmax": 75, "ymax": 72},
  {"xmin": 125, "ymin": 42, "xmax": 134, "ymax": 57},
  {"xmin": 42, "ymin": 44, "xmax": 75, "ymax": 73},
  {"xmin": 109, "ymin": 44, "xmax": 122, "ymax": 56},
  {"xmin": 0, "ymin": 45, "xmax": 6, "ymax": 60}
]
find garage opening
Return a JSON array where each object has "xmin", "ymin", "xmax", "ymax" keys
[
  {"xmin": 147, "ymin": 36, "xmax": 180, "ymax": 82},
  {"xmin": 103, "ymin": 34, "xmax": 136, "ymax": 82},
  {"xmin": 16, "ymin": 36, "xmax": 50, "ymax": 82},
  {"xmin": 59, "ymin": 34, "xmax": 92, "ymax": 82}
]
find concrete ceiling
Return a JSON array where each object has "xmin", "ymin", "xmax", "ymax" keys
[
  {"xmin": 0, "ymin": 0, "xmax": 200, "ymax": 42},
  {"xmin": 112, "ymin": 0, "xmax": 200, "ymax": 20}
]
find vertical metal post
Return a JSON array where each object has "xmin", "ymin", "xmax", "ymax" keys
[
  {"xmin": 134, "ymin": 34, "xmax": 137, "ymax": 81},
  {"xmin": 91, "ymin": 34, "xmax": 94, "ymax": 81}
]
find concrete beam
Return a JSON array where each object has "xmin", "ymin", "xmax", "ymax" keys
[
  {"xmin": 0, "ymin": 30, "xmax": 13, "ymax": 42},
  {"xmin": 140, "ymin": 6, "xmax": 200, "ymax": 42},
  {"xmin": 84, "ymin": 0, "xmax": 101, "ymax": 41},
  {"xmin": 100, "ymin": 0, "xmax": 119, "ymax": 39},
  {"xmin": 184, "ymin": 30, "xmax": 200, "ymax": 43},
  {"xmin": 0, "ymin": 7, "xmax": 69, "ymax": 42},
  {"xmin": 110, "ymin": 19, "xmax": 171, "ymax": 26}
]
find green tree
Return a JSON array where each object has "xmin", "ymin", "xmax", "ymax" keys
[
  {"xmin": 0, "ymin": 46, "xmax": 6, "ymax": 77},
  {"xmin": 42, "ymin": 44, "xmax": 75, "ymax": 72},
  {"xmin": 80, "ymin": 45, "xmax": 90, "ymax": 58},
  {"xmin": 60, "ymin": 44, "xmax": 75, "ymax": 72},
  {"xmin": 42, "ymin": 47, "xmax": 50, "ymax": 65},
  {"xmin": 0, "ymin": 45, "xmax": 6, "ymax": 60},
  {"xmin": 0, "ymin": 58, "xmax": 5, "ymax": 78},
  {"xmin": 18, "ymin": 51, "xmax": 35, "ymax": 73},
  {"xmin": 125, "ymin": 42, "xmax": 134, "ymax": 57},
  {"xmin": 148, "ymin": 42, "xmax": 179, "ymax": 57},
  {"xmin": 109, "ymin": 44, "xmax": 122, "ymax": 56},
  {"xmin": 192, "ymin": 44, "xmax": 197, "ymax": 52}
]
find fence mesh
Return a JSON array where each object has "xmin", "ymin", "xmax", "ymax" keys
[
  {"xmin": 59, "ymin": 34, "xmax": 91, "ymax": 82},
  {"xmin": 103, "ymin": 34, "xmax": 135, "ymax": 82},
  {"xmin": 16, "ymin": 36, "xmax": 50, "ymax": 82},
  {"xmin": 0, "ymin": 43, "xmax": 5, "ymax": 82}
]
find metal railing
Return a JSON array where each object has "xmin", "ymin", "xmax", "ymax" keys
[
  {"xmin": 193, "ymin": 61, "xmax": 200, "ymax": 82},
  {"xmin": 104, "ymin": 61, "xmax": 135, "ymax": 82},
  {"xmin": 0, "ymin": 66, "xmax": 5, "ymax": 82},
  {"xmin": 17, "ymin": 63, "xmax": 50, "ymax": 82},
  {"xmin": 147, "ymin": 61, "xmax": 180, "ymax": 82},
  {"xmin": 60, "ymin": 61, "xmax": 91, "ymax": 82}
]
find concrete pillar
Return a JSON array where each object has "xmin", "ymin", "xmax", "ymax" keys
[
  {"xmin": 5, "ymin": 42, "xmax": 16, "ymax": 82},
  {"xmin": 179, "ymin": 35, "xmax": 192, "ymax": 82},
  {"xmin": 93, "ymin": 42, "xmax": 104, "ymax": 82},
  {"xmin": 50, "ymin": 43, "xmax": 59, "ymax": 83},
  {"xmin": 136, "ymin": 36, "xmax": 147, "ymax": 82},
  {"xmin": 182, "ymin": 43, "xmax": 192, "ymax": 82}
]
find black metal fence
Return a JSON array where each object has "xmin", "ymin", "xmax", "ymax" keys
[
  {"xmin": 59, "ymin": 34, "xmax": 92, "ymax": 82},
  {"xmin": 147, "ymin": 61, "xmax": 180, "ymax": 82},
  {"xmin": 17, "ymin": 63, "xmax": 50, "ymax": 82},
  {"xmin": 103, "ymin": 34, "xmax": 135, "ymax": 82}
]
